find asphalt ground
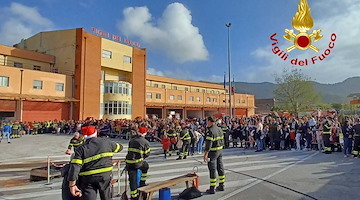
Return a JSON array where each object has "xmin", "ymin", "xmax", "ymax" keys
[{"xmin": 0, "ymin": 134, "xmax": 359, "ymax": 200}]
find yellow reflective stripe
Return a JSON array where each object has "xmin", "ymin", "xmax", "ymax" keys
[
  {"xmin": 128, "ymin": 148, "xmax": 151, "ymax": 154},
  {"xmin": 214, "ymin": 136, "xmax": 224, "ymax": 141},
  {"xmin": 83, "ymin": 152, "xmax": 113, "ymax": 164},
  {"xmin": 71, "ymin": 159, "xmax": 83, "ymax": 165},
  {"xmin": 210, "ymin": 146, "xmax": 223, "ymax": 151},
  {"xmin": 70, "ymin": 142, "xmax": 83, "ymax": 146},
  {"xmin": 114, "ymin": 143, "xmax": 121, "ymax": 153},
  {"xmin": 323, "ymin": 132, "xmax": 331, "ymax": 134},
  {"xmin": 219, "ymin": 175, "xmax": 225, "ymax": 179},
  {"xmin": 125, "ymin": 158, "xmax": 144, "ymax": 164},
  {"xmin": 325, "ymin": 147, "xmax": 332, "ymax": 151},
  {"xmin": 79, "ymin": 166, "xmax": 113, "ymax": 176},
  {"xmin": 353, "ymin": 151, "xmax": 359, "ymax": 155},
  {"xmin": 181, "ymin": 132, "xmax": 190, "ymax": 140},
  {"xmin": 206, "ymin": 136, "xmax": 214, "ymax": 141},
  {"xmin": 130, "ymin": 190, "xmax": 138, "ymax": 194},
  {"xmin": 141, "ymin": 173, "xmax": 147, "ymax": 177}
]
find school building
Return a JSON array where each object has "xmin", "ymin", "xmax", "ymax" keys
[{"xmin": 0, "ymin": 28, "xmax": 254, "ymax": 121}]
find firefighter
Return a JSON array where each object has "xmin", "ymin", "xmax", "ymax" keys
[
  {"xmin": 32, "ymin": 121, "xmax": 39, "ymax": 135},
  {"xmin": 68, "ymin": 126, "xmax": 123, "ymax": 200},
  {"xmin": 352, "ymin": 119, "xmax": 360, "ymax": 158},
  {"xmin": 220, "ymin": 122, "xmax": 230, "ymax": 149},
  {"xmin": 204, "ymin": 116, "xmax": 225, "ymax": 194},
  {"xmin": 323, "ymin": 117, "xmax": 333, "ymax": 154},
  {"xmin": 176, "ymin": 124, "xmax": 192, "ymax": 160},
  {"xmin": 12, "ymin": 121, "xmax": 20, "ymax": 138},
  {"xmin": 165, "ymin": 126, "xmax": 178, "ymax": 156},
  {"xmin": 66, "ymin": 132, "xmax": 84, "ymax": 155},
  {"xmin": 126, "ymin": 127, "xmax": 151, "ymax": 200}
]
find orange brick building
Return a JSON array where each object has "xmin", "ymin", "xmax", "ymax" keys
[{"xmin": 0, "ymin": 28, "xmax": 254, "ymax": 121}]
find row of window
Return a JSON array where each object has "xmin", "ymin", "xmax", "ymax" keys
[
  {"xmin": 101, "ymin": 101, "xmax": 132, "ymax": 115},
  {"xmin": 13, "ymin": 62, "xmax": 42, "ymax": 71},
  {"xmin": 151, "ymin": 83, "xmax": 221, "ymax": 94},
  {"xmin": 103, "ymin": 82, "xmax": 131, "ymax": 95},
  {"xmin": 102, "ymin": 50, "xmax": 132, "ymax": 63},
  {"xmin": 0, "ymin": 76, "xmax": 64, "ymax": 91},
  {"xmin": 146, "ymin": 92, "xmax": 247, "ymax": 104}
]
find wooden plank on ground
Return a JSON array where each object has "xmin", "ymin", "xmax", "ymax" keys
[{"xmin": 138, "ymin": 174, "xmax": 198, "ymax": 193}]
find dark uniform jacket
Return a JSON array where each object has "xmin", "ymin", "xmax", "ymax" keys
[
  {"xmin": 179, "ymin": 129, "xmax": 191, "ymax": 143},
  {"xmin": 68, "ymin": 138, "xmax": 122, "ymax": 181},
  {"xmin": 125, "ymin": 136, "xmax": 150, "ymax": 167},
  {"xmin": 68, "ymin": 136, "xmax": 84, "ymax": 150},
  {"xmin": 353, "ymin": 124, "xmax": 360, "ymax": 136},
  {"xmin": 204, "ymin": 125, "xmax": 224, "ymax": 152}
]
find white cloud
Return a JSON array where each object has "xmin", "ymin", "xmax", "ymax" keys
[
  {"xmin": 147, "ymin": 67, "xmax": 222, "ymax": 84},
  {"xmin": 245, "ymin": 0, "xmax": 360, "ymax": 84},
  {"xmin": 118, "ymin": 3, "xmax": 209, "ymax": 63},
  {"xmin": 147, "ymin": 67, "xmax": 165, "ymax": 76},
  {"xmin": 0, "ymin": 2, "xmax": 54, "ymax": 46}
]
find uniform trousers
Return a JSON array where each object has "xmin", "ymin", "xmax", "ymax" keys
[
  {"xmin": 78, "ymin": 172, "xmax": 112, "ymax": 200},
  {"xmin": 207, "ymin": 150, "xmax": 225, "ymax": 187}
]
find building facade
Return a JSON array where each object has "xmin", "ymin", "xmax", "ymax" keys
[
  {"xmin": 15, "ymin": 28, "xmax": 146, "ymax": 120},
  {"xmin": 0, "ymin": 28, "xmax": 255, "ymax": 121},
  {"xmin": 146, "ymin": 75, "xmax": 255, "ymax": 119},
  {"xmin": 0, "ymin": 45, "xmax": 74, "ymax": 121}
]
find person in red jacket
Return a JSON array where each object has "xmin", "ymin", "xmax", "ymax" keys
[{"xmin": 161, "ymin": 134, "xmax": 171, "ymax": 159}]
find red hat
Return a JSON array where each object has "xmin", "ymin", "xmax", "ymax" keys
[
  {"xmin": 139, "ymin": 127, "xmax": 147, "ymax": 134},
  {"xmin": 82, "ymin": 126, "xmax": 97, "ymax": 138}
]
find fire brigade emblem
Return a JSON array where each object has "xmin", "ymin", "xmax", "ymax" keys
[{"xmin": 283, "ymin": 0, "xmax": 323, "ymax": 52}]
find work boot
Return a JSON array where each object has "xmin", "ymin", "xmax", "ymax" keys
[
  {"xmin": 216, "ymin": 184, "xmax": 225, "ymax": 191},
  {"xmin": 206, "ymin": 186, "xmax": 215, "ymax": 194},
  {"xmin": 176, "ymin": 157, "xmax": 182, "ymax": 160},
  {"xmin": 183, "ymin": 156, "xmax": 187, "ymax": 159}
]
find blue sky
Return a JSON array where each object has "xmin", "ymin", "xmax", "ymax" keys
[{"xmin": 0, "ymin": 0, "xmax": 359, "ymax": 84}]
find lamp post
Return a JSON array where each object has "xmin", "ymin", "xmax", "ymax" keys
[{"xmin": 226, "ymin": 23, "xmax": 232, "ymax": 118}]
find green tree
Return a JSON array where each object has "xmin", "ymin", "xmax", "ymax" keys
[
  {"xmin": 331, "ymin": 103, "xmax": 343, "ymax": 112},
  {"xmin": 273, "ymin": 69, "xmax": 321, "ymax": 115}
]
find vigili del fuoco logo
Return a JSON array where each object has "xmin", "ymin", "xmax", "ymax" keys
[{"xmin": 270, "ymin": 0, "xmax": 337, "ymax": 66}]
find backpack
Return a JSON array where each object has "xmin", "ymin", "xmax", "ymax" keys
[{"xmin": 178, "ymin": 187, "xmax": 202, "ymax": 199}]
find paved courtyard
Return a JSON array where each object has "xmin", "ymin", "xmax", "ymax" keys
[{"xmin": 0, "ymin": 134, "xmax": 359, "ymax": 200}]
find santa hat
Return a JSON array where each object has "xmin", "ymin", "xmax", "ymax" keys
[
  {"xmin": 82, "ymin": 126, "xmax": 97, "ymax": 138},
  {"xmin": 138, "ymin": 127, "xmax": 147, "ymax": 136}
]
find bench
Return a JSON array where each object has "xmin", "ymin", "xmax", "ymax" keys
[{"xmin": 138, "ymin": 173, "xmax": 199, "ymax": 200}]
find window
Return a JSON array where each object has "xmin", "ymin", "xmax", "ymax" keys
[
  {"xmin": 202, "ymin": 89, "xmax": 206, "ymax": 93},
  {"xmin": 196, "ymin": 89, "xmax": 200, "ymax": 92},
  {"xmin": 185, "ymin": 87, "xmax": 189, "ymax": 91},
  {"xmin": 242, "ymin": 100, "xmax": 246, "ymax": 103},
  {"xmin": 196, "ymin": 97, "xmax": 201, "ymax": 102},
  {"xmin": 207, "ymin": 97, "xmax": 211, "ymax": 102},
  {"xmin": 170, "ymin": 95, "xmax": 175, "ymax": 100},
  {"xmin": 154, "ymin": 84, "xmax": 159, "ymax": 88},
  {"xmin": 161, "ymin": 85, "xmax": 166, "ymax": 89},
  {"xmin": 55, "ymin": 83, "xmax": 64, "ymax": 91},
  {"xmin": 104, "ymin": 82, "xmax": 132, "ymax": 95},
  {"xmin": 103, "ymin": 101, "xmax": 131, "ymax": 115},
  {"xmin": 123, "ymin": 56, "xmax": 132, "ymax": 63},
  {"xmin": 33, "ymin": 80, "xmax": 43, "ymax": 89},
  {"xmin": 190, "ymin": 96, "xmax": 194, "ymax": 101},
  {"xmin": 102, "ymin": 50, "xmax": 112, "ymax": 58},
  {"xmin": 178, "ymin": 95, "xmax": 182, "ymax": 100},
  {"xmin": 146, "ymin": 93, "xmax": 152, "ymax": 99},
  {"xmin": 173, "ymin": 86, "xmax": 177, "ymax": 90},
  {"xmin": 213, "ymin": 98, "xmax": 217, "ymax": 103},
  {"xmin": 14, "ymin": 62, "xmax": 23, "ymax": 68},
  {"xmin": 156, "ymin": 93, "xmax": 161, "ymax": 99},
  {"xmin": 0, "ymin": 76, "xmax": 9, "ymax": 87},
  {"xmin": 217, "ymin": 91, "xmax": 220, "ymax": 94},
  {"xmin": 33, "ymin": 65, "xmax": 41, "ymax": 71},
  {"xmin": 237, "ymin": 100, "xmax": 241, "ymax": 103}
]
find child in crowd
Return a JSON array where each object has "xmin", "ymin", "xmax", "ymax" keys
[{"xmin": 161, "ymin": 134, "xmax": 171, "ymax": 159}]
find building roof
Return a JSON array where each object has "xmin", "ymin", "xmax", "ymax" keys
[
  {"xmin": 347, "ymin": 93, "xmax": 360, "ymax": 97},
  {"xmin": 0, "ymin": 44, "xmax": 55, "ymax": 64},
  {"xmin": 146, "ymin": 74, "xmax": 224, "ymax": 90}
]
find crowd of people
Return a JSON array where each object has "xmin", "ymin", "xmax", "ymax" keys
[{"xmin": 2, "ymin": 114, "xmax": 360, "ymax": 158}]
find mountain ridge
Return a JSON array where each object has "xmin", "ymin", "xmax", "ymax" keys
[{"xmin": 231, "ymin": 77, "xmax": 360, "ymax": 103}]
